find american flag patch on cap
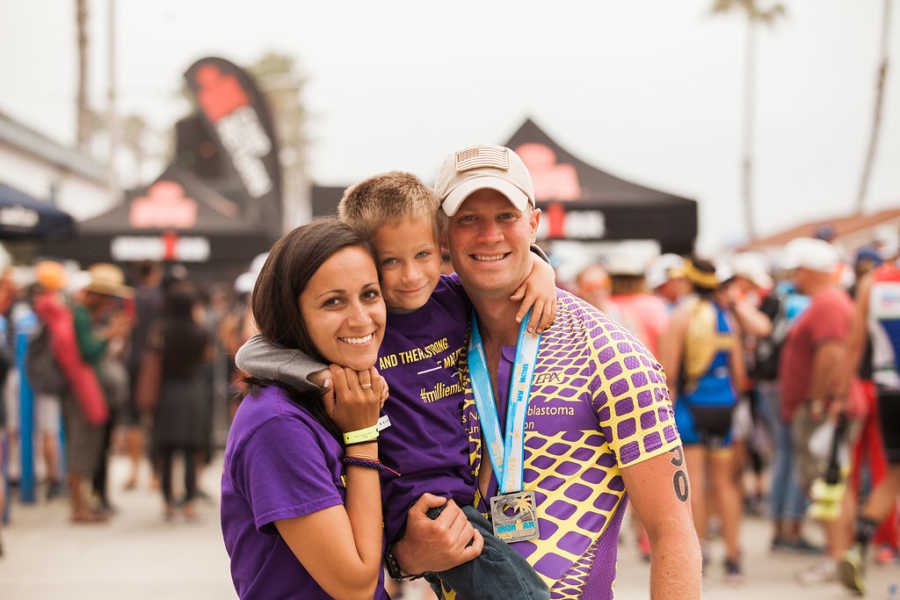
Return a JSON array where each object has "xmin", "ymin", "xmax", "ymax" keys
[{"xmin": 455, "ymin": 146, "xmax": 509, "ymax": 173}]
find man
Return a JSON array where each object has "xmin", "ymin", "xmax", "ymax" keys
[
  {"xmin": 390, "ymin": 145, "xmax": 701, "ymax": 599},
  {"xmin": 838, "ymin": 253, "xmax": 900, "ymax": 594},
  {"xmin": 124, "ymin": 260, "xmax": 163, "ymax": 490},
  {"xmin": 646, "ymin": 253, "xmax": 690, "ymax": 309},
  {"xmin": 777, "ymin": 238, "xmax": 854, "ymax": 584}
]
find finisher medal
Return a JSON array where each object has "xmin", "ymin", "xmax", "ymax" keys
[
  {"xmin": 468, "ymin": 308, "xmax": 542, "ymax": 544},
  {"xmin": 490, "ymin": 490, "xmax": 539, "ymax": 543}
]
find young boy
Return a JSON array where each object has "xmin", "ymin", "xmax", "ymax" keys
[{"xmin": 236, "ymin": 172, "xmax": 555, "ymax": 599}]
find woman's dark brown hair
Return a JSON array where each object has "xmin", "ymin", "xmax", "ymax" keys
[{"xmin": 249, "ymin": 218, "xmax": 376, "ymax": 440}]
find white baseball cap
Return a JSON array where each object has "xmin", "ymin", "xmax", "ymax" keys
[
  {"xmin": 646, "ymin": 254, "xmax": 685, "ymax": 290},
  {"xmin": 730, "ymin": 252, "xmax": 774, "ymax": 289},
  {"xmin": 434, "ymin": 144, "xmax": 535, "ymax": 216},
  {"xmin": 604, "ymin": 253, "xmax": 647, "ymax": 277},
  {"xmin": 781, "ymin": 238, "xmax": 839, "ymax": 273}
]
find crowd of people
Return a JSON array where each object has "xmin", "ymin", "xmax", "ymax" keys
[
  {"xmin": 570, "ymin": 229, "xmax": 899, "ymax": 595},
  {"xmin": 0, "ymin": 257, "xmax": 261, "ymax": 548},
  {"xmin": 1, "ymin": 143, "xmax": 898, "ymax": 600}
]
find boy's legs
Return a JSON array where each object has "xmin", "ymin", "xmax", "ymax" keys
[{"xmin": 424, "ymin": 503, "xmax": 549, "ymax": 600}]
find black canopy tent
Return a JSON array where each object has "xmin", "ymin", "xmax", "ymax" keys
[
  {"xmin": 311, "ymin": 119, "xmax": 696, "ymax": 254},
  {"xmin": 507, "ymin": 119, "xmax": 696, "ymax": 254},
  {"xmin": 0, "ymin": 183, "xmax": 75, "ymax": 239},
  {"xmin": 42, "ymin": 166, "xmax": 274, "ymax": 280}
]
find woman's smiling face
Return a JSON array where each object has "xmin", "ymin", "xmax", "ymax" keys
[{"xmin": 298, "ymin": 245, "xmax": 386, "ymax": 370}]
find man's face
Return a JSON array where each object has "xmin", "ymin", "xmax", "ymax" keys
[
  {"xmin": 446, "ymin": 188, "xmax": 540, "ymax": 300},
  {"xmin": 792, "ymin": 267, "xmax": 812, "ymax": 294}
]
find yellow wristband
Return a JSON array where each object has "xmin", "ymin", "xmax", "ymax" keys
[{"xmin": 343, "ymin": 425, "xmax": 379, "ymax": 445}]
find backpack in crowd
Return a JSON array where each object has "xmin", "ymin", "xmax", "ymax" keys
[{"xmin": 25, "ymin": 324, "xmax": 67, "ymax": 396}]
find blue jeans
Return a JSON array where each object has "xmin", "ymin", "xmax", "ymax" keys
[
  {"xmin": 424, "ymin": 504, "xmax": 549, "ymax": 600},
  {"xmin": 758, "ymin": 382, "xmax": 807, "ymax": 520}
]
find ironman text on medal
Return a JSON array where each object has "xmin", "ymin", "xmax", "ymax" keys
[{"xmin": 491, "ymin": 490, "xmax": 538, "ymax": 543}]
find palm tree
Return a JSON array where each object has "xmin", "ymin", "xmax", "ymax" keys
[
  {"xmin": 854, "ymin": 0, "xmax": 892, "ymax": 215},
  {"xmin": 711, "ymin": 0, "xmax": 785, "ymax": 241},
  {"xmin": 75, "ymin": 0, "xmax": 90, "ymax": 148}
]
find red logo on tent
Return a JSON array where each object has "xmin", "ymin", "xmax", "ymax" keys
[
  {"xmin": 194, "ymin": 64, "xmax": 249, "ymax": 122},
  {"xmin": 515, "ymin": 143, "xmax": 580, "ymax": 202},
  {"xmin": 130, "ymin": 181, "xmax": 197, "ymax": 229},
  {"xmin": 546, "ymin": 203, "xmax": 566, "ymax": 238},
  {"xmin": 161, "ymin": 230, "xmax": 178, "ymax": 261}
]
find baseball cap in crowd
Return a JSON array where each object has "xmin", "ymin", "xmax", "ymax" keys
[
  {"xmin": 730, "ymin": 252, "xmax": 773, "ymax": 290},
  {"xmin": 854, "ymin": 246, "xmax": 883, "ymax": 268},
  {"xmin": 83, "ymin": 263, "xmax": 132, "ymax": 298},
  {"xmin": 781, "ymin": 238, "xmax": 839, "ymax": 273},
  {"xmin": 646, "ymin": 254, "xmax": 685, "ymax": 290},
  {"xmin": 814, "ymin": 224, "xmax": 836, "ymax": 242},
  {"xmin": 604, "ymin": 253, "xmax": 647, "ymax": 277},
  {"xmin": 36, "ymin": 261, "xmax": 67, "ymax": 292},
  {"xmin": 434, "ymin": 144, "xmax": 535, "ymax": 216}
]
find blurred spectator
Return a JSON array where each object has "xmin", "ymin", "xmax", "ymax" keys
[
  {"xmin": 124, "ymin": 260, "xmax": 163, "ymax": 491},
  {"xmin": 73, "ymin": 264, "xmax": 132, "ymax": 517},
  {"xmin": 219, "ymin": 272, "xmax": 258, "ymax": 419},
  {"xmin": 647, "ymin": 253, "xmax": 690, "ymax": 309},
  {"xmin": 778, "ymin": 238, "xmax": 854, "ymax": 585},
  {"xmin": 30, "ymin": 262, "xmax": 68, "ymax": 499},
  {"xmin": 606, "ymin": 254, "xmax": 668, "ymax": 357},
  {"xmin": 139, "ymin": 285, "xmax": 211, "ymax": 520},
  {"xmin": 724, "ymin": 255, "xmax": 774, "ymax": 520},
  {"xmin": 573, "ymin": 263, "xmax": 615, "ymax": 314},
  {"xmin": 658, "ymin": 256, "xmax": 746, "ymax": 580},
  {"xmin": 838, "ymin": 251, "xmax": 900, "ymax": 593},
  {"xmin": 753, "ymin": 277, "xmax": 817, "ymax": 553}
]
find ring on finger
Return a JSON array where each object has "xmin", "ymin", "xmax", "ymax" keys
[{"xmin": 360, "ymin": 383, "xmax": 372, "ymax": 389}]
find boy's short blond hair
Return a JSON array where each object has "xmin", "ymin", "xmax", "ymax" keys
[{"xmin": 338, "ymin": 172, "xmax": 441, "ymax": 240}]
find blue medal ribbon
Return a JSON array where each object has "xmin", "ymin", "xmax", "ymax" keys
[{"xmin": 468, "ymin": 308, "xmax": 541, "ymax": 494}]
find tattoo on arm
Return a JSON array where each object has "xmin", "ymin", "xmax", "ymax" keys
[{"xmin": 668, "ymin": 447, "xmax": 689, "ymax": 502}]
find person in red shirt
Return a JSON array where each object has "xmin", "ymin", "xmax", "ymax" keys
[{"xmin": 778, "ymin": 238, "xmax": 854, "ymax": 585}]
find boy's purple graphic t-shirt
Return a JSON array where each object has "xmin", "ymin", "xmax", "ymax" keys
[
  {"xmin": 221, "ymin": 385, "xmax": 387, "ymax": 599},
  {"xmin": 377, "ymin": 274, "xmax": 475, "ymax": 542}
]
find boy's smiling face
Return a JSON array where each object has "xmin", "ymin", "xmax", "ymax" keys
[{"xmin": 371, "ymin": 217, "xmax": 442, "ymax": 312}]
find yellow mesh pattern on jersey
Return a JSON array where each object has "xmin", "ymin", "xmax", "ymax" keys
[{"xmin": 452, "ymin": 291, "xmax": 679, "ymax": 599}]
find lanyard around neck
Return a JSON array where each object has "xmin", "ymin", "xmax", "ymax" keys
[{"xmin": 468, "ymin": 308, "xmax": 541, "ymax": 494}]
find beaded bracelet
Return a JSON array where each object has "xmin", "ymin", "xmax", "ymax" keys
[{"xmin": 342, "ymin": 456, "xmax": 401, "ymax": 478}]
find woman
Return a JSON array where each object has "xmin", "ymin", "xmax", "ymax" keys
[
  {"xmin": 659, "ymin": 256, "xmax": 746, "ymax": 581},
  {"xmin": 221, "ymin": 219, "xmax": 389, "ymax": 600},
  {"xmin": 141, "ymin": 283, "xmax": 211, "ymax": 520}
]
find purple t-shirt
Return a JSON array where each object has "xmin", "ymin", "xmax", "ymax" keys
[
  {"xmin": 377, "ymin": 274, "xmax": 475, "ymax": 542},
  {"xmin": 221, "ymin": 385, "xmax": 387, "ymax": 599}
]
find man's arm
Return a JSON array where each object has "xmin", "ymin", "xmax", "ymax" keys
[
  {"xmin": 843, "ymin": 274, "xmax": 872, "ymax": 394},
  {"xmin": 807, "ymin": 339, "xmax": 846, "ymax": 417},
  {"xmin": 388, "ymin": 493, "xmax": 483, "ymax": 576},
  {"xmin": 657, "ymin": 303, "xmax": 689, "ymax": 401},
  {"xmin": 621, "ymin": 446, "xmax": 701, "ymax": 600}
]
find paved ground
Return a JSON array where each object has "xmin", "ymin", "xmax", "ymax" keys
[{"xmin": 0, "ymin": 455, "xmax": 896, "ymax": 599}]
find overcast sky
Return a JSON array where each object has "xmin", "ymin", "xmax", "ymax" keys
[{"xmin": 1, "ymin": 0, "xmax": 897, "ymax": 252}]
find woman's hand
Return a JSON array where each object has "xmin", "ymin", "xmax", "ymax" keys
[
  {"xmin": 510, "ymin": 252, "xmax": 557, "ymax": 334},
  {"xmin": 314, "ymin": 368, "xmax": 389, "ymax": 412},
  {"xmin": 325, "ymin": 365, "xmax": 385, "ymax": 434}
]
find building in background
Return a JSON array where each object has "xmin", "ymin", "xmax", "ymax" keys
[{"xmin": 0, "ymin": 110, "xmax": 111, "ymax": 222}]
